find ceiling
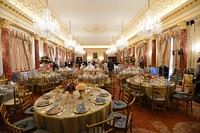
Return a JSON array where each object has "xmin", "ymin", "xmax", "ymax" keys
[
  {"xmin": 48, "ymin": 0, "xmax": 147, "ymax": 47},
  {"xmin": 4, "ymin": 0, "xmax": 187, "ymax": 48}
]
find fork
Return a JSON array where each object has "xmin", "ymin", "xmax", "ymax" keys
[{"xmin": 56, "ymin": 109, "xmax": 66, "ymax": 116}]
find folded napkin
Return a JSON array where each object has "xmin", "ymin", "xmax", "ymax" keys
[
  {"xmin": 114, "ymin": 100, "xmax": 121, "ymax": 105},
  {"xmin": 36, "ymin": 100, "xmax": 49, "ymax": 106},
  {"xmin": 47, "ymin": 104, "xmax": 60, "ymax": 114},
  {"xmin": 100, "ymin": 92, "xmax": 108, "ymax": 95},
  {"xmin": 95, "ymin": 98, "xmax": 106, "ymax": 103},
  {"xmin": 76, "ymin": 104, "xmax": 86, "ymax": 113},
  {"xmin": 0, "ymin": 89, "xmax": 9, "ymax": 93},
  {"xmin": 16, "ymin": 121, "xmax": 29, "ymax": 128},
  {"xmin": 5, "ymin": 84, "xmax": 15, "ymax": 89}
]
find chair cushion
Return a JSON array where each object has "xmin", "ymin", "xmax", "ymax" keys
[
  {"xmin": 13, "ymin": 116, "xmax": 36, "ymax": 132},
  {"xmin": 172, "ymin": 93, "xmax": 190, "ymax": 101},
  {"xmin": 149, "ymin": 95, "xmax": 165, "ymax": 101},
  {"xmin": 24, "ymin": 106, "xmax": 34, "ymax": 115},
  {"xmin": 108, "ymin": 112, "xmax": 127, "ymax": 129},
  {"xmin": 131, "ymin": 91, "xmax": 145, "ymax": 97},
  {"xmin": 112, "ymin": 100, "xmax": 127, "ymax": 110},
  {"xmin": 175, "ymin": 90, "xmax": 188, "ymax": 94}
]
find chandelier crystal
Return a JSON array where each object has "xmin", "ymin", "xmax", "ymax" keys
[
  {"xmin": 75, "ymin": 43, "xmax": 85, "ymax": 55},
  {"xmin": 116, "ymin": 21, "xmax": 129, "ymax": 51},
  {"xmin": 106, "ymin": 45, "xmax": 117, "ymax": 54},
  {"xmin": 65, "ymin": 20, "xmax": 77, "ymax": 50},
  {"xmin": 65, "ymin": 35, "xmax": 77, "ymax": 50},
  {"xmin": 34, "ymin": 0, "xmax": 60, "ymax": 37},
  {"xmin": 137, "ymin": 0, "xmax": 162, "ymax": 38}
]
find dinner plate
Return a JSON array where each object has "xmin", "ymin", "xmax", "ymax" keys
[
  {"xmin": 36, "ymin": 100, "xmax": 51, "ymax": 107},
  {"xmin": 46, "ymin": 105, "xmax": 63, "ymax": 115},
  {"xmin": 93, "ymin": 101, "xmax": 106, "ymax": 105},
  {"xmin": 98, "ymin": 94, "xmax": 108, "ymax": 97},
  {"xmin": 41, "ymin": 94, "xmax": 52, "ymax": 99},
  {"xmin": 73, "ymin": 106, "xmax": 89, "ymax": 114}
]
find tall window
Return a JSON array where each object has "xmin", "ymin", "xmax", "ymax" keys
[{"xmin": 168, "ymin": 37, "xmax": 174, "ymax": 80}]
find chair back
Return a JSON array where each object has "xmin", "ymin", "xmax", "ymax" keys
[
  {"xmin": 121, "ymin": 85, "xmax": 132, "ymax": 104},
  {"xmin": 152, "ymin": 85, "xmax": 168, "ymax": 101},
  {"xmin": 14, "ymin": 85, "xmax": 33, "ymax": 114},
  {"xmin": 4, "ymin": 118, "xmax": 24, "ymax": 133},
  {"xmin": 182, "ymin": 74, "xmax": 193, "ymax": 91},
  {"xmin": 131, "ymin": 82, "xmax": 143, "ymax": 96},
  {"xmin": 126, "ymin": 97, "xmax": 135, "ymax": 127},
  {"xmin": 0, "ymin": 73, "xmax": 6, "ymax": 85},
  {"xmin": 36, "ymin": 76, "xmax": 45, "ymax": 85},
  {"xmin": 105, "ymin": 83, "xmax": 115, "ymax": 99},
  {"xmin": 86, "ymin": 117, "xmax": 116, "ymax": 133},
  {"xmin": 0, "ymin": 104, "xmax": 8, "ymax": 121}
]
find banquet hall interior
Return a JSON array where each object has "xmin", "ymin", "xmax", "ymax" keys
[{"xmin": 0, "ymin": 0, "xmax": 200, "ymax": 133}]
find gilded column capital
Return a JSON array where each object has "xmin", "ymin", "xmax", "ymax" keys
[
  {"xmin": 151, "ymin": 34, "xmax": 158, "ymax": 40},
  {"xmin": 34, "ymin": 34, "xmax": 40, "ymax": 40},
  {"xmin": 42, "ymin": 37, "xmax": 48, "ymax": 43},
  {"xmin": 177, "ymin": 21, "xmax": 187, "ymax": 30},
  {"xmin": 143, "ymin": 38, "xmax": 149, "ymax": 44},
  {"xmin": 0, "ymin": 18, "xmax": 12, "ymax": 29}
]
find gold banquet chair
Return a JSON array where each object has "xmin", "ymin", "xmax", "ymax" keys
[
  {"xmin": 0, "ymin": 104, "xmax": 36, "ymax": 133},
  {"xmin": 149, "ymin": 85, "xmax": 168, "ymax": 116},
  {"xmin": 172, "ymin": 82, "xmax": 195, "ymax": 116},
  {"xmin": 4, "ymin": 118, "xmax": 24, "ymax": 133},
  {"xmin": 108, "ymin": 97, "xmax": 136, "ymax": 133},
  {"xmin": 113, "ymin": 85, "xmax": 133, "ymax": 112},
  {"xmin": 86, "ymin": 117, "xmax": 116, "ymax": 133},
  {"xmin": 130, "ymin": 82, "xmax": 146, "ymax": 110}
]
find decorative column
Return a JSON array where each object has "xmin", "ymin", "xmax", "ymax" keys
[
  {"xmin": 132, "ymin": 46, "xmax": 135, "ymax": 65},
  {"xmin": 34, "ymin": 34, "xmax": 40, "ymax": 69},
  {"xmin": 151, "ymin": 35, "xmax": 157, "ymax": 67},
  {"xmin": 55, "ymin": 45, "xmax": 59, "ymax": 62},
  {"xmin": 178, "ymin": 21, "xmax": 187, "ymax": 74},
  {"xmin": 0, "ymin": 18, "xmax": 11, "ymax": 78},
  {"xmin": 143, "ymin": 38, "xmax": 148, "ymax": 67},
  {"xmin": 43, "ymin": 38, "xmax": 48, "ymax": 56}
]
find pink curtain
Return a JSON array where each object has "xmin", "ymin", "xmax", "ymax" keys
[{"xmin": 9, "ymin": 28, "xmax": 32, "ymax": 72}]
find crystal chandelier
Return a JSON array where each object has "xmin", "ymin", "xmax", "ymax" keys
[
  {"xmin": 34, "ymin": 0, "xmax": 60, "ymax": 37},
  {"xmin": 116, "ymin": 21, "xmax": 129, "ymax": 51},
  {"xmin": 106, "ymin": 45, "xmax": 117, "ymax": 54},
  {"xmin": 137, "ymin": 0, "xmax": 162, "ymax": 38},
  {"xmin": 75, "ymin": 43, "xmax": 85, "ymax": 55},
  {"xmin": 65, "ymin": 20, "xmax": 77, "ymax": 50}
]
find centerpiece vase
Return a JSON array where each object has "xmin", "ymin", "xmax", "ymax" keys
[{"xmin": 78, "ymin": 90, "xmax": 84, "ymax": 100}]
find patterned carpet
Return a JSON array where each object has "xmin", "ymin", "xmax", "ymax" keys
[
  {"xmin": 111, "ymin": 84, "xmax": 200, "ymax": 133},
  {"xmin": 131, "ymin": 101, "xmax": 200, "ymax": 133}
]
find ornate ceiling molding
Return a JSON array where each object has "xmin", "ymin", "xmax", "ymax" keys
[
  {"xmin": 0, "ymin": 0, "xmax": 32, "ymax": 23},
  {"xmin": 124, "ymin": 0, "xmax": 189, "ymax": 40}
]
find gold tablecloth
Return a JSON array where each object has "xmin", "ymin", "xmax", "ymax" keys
[
  {"xmin": 34, "ymin": 88, "xmax": 112, "ymax": 133},
  {"xmin": 142, "ymin": 82, "xmax": 176, "ymax": 107},
  {"xmin": 127, "ymin": 78, "xmax": 176, "ymax": 107}
]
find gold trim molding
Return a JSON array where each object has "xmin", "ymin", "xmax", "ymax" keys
[
  {"xmin": 0, "ymin": 0, "xmax": 33, "ymax": 23},
  {"xmin": 177, "ymin": 21, "xmax": 187, "ymax": 30},
  {"xmin": 0, "ymin": 18, "xmax": 11, "ymax": 28}
]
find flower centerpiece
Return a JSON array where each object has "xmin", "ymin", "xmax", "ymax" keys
[
  {"xmin": 64, "ymin": 83, "xmax": 76, "ymax": 94},
  {"xmin": 125, "ymin": 56, "xmax": 135, "ymax": 64},
  {"xmin": 141, "ymin": 74, "xmax": 154, "ymax": 82},
  {"xmin": 76, "ymin": 83, "xmax": 87, "ymax": 99},
  {"xmin": 40, "ymin": 56, "xmax": 52, "ymax": 64}
]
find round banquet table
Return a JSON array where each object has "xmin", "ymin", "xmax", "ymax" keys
[
  {"xmin": 34, "ymin": 88, "xmax": 112, "ymax": 133},
  {"xmin": 127, "ymin": 78, "xmax": 176, "ymax": 108}
]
